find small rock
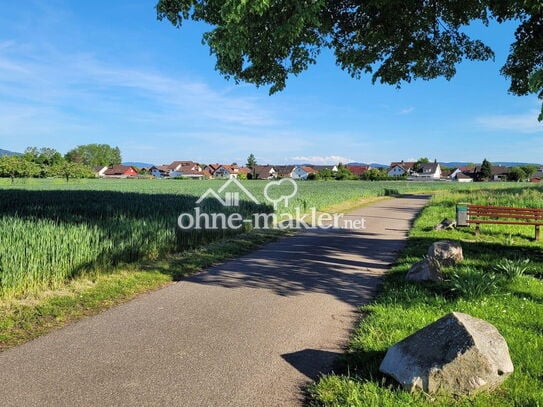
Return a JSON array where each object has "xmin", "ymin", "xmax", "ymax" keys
[
  {"xmin": 406, "ymin": 258, "xmax": 442, "ymax": 282},
  {"xmin": 379, "ymin": 312, "xmax": 514, "ymax": 395},
  {"xmin": 428, "ymin": 240, "xmax": 463, "ymax": 266},
  {"xmin": 434, "ymin": 218, "xmax": 456, "ymax": 231}
]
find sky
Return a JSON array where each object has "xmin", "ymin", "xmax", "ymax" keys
[{"xmin": 0, "ymin": 1, "xmax": 542, "ymax": 165}]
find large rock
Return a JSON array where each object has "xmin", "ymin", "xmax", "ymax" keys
[
  {"xmin": 434, "ymin": 218, "xmax": 456, "ymax": 231},
  {"xmin": 405, "ymin": 258, "xmax": 442, "ymax": 282},
  {"xmin": 427, "ymin": 240, "xmax": 463, "ymax": 266},
  {"xmin": 379, "ymin": 312, "xmax": 514, "ymax": 395}
]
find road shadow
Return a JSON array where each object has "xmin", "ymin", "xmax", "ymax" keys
[
  {"xmin": 187, "ymin": 195, "xmax": 430, "ymax": 307},
  {"xmin": 281, "ymin": 349, "xmax": 343, "ymax": 380}
]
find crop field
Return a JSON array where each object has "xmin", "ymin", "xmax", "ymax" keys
[{"xmin": 0, "ymin": 178, "xmax": 539, "ymax": 297}]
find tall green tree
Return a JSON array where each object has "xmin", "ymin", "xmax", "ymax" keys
[
  {"xmin": 246, "ymin": 153, "xmax": 257, "ymax": 180},
  {"xmin": 157, "ymin": 1, "xmax": 543, "ymax": 121},
  {"xmin": 65, "ymin": 144, "xmax": 121, "ymax": 167},
  {"xmin": 480, "ymin": 159, "xmax": 493, "ymax": 181},
  {"xmin": 246, "ymin": 153, "xmax": 257, "ymax": 168}
]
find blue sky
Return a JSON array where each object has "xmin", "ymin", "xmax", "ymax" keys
[{"xmin": 0, "ymin": 1, "xmax": 541, "ymax": 165}]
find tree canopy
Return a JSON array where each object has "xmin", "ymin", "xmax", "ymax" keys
[
  {"xmin": 65, "ymin": 144, "xmax": 122, "ymax": 167},
  {"xmin": 156, "ymin": 1, "xmax": 543, "ymax": 120}
]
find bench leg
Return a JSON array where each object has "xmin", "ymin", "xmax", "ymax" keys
[
  {"xmin": 536, "ymin": 225, "xmax": 540, "ymax": 241},
  {"xmin": 475, "ymin": 224, "xmax": 480, "ymax": 236}
]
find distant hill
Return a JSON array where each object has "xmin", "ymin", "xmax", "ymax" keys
[
  {"xmin": 441, "ymin": 162, "xmax": 541, "ymax": 168},
  {"xmin": 0, "ymin": 148, "xmax": 21, "ymax": 156},
  {"xmin": 122, "ymin": 162, "xmax": 154, "ymax": 168},
  {"xmin": 347, "ymin": 162, "xmax": 388, "ymax": 168}
]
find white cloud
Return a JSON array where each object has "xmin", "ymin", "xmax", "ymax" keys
[
  {"xmin": 0, "ymin": 42, "xmax": 278, "ymax": 133},
  {"xmin": 476, "ymin": 111, "xmax": 543, "ymax": 134},
  {"xmin": 290, "ymin": 155, "xmax": 355, "ymax": 165},
  {"xmin": 399, "ymin": 107, "xmax": 415, "ymax": 115}
]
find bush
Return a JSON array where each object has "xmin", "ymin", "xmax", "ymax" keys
[{"xmin": 448, "ymin": 268, "xmax": 501, "ymax": 298}]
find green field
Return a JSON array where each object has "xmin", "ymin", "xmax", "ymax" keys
[
  {"xmin": 0, "ymin": 179, "xmax": 541, "ymax": 353},
  {"xmin": 310, "ymin": 186, "xmax": 543, "ymax": 406},
  {"xmin": 0, "ymin": 178, "xmax": 538, "ymax": 296}
]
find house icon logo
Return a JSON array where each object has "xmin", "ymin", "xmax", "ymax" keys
[{"xmin": 196, "ymin": 178, "xmax": 260, "ymax": 207}]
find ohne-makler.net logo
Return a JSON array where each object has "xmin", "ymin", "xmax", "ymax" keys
[{"xmin": 177, "ymin": 178, "xmax": 367, "ymax": 231}]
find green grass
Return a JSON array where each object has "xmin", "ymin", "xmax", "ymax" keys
[
  {"xmin": 0, "ymin": 228, "xmax": 284, "ymax": 351},
  {"xmin": 309, "ymin": 186, "xmax": 543, "ymax": 407}
]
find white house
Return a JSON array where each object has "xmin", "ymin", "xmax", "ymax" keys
[
  {"xmin": 416, "ymin": 162, "xmax": 442, "ymax": 179},
  {"xmin": 150, "ymin": 161, "xmax": 204, "ymax": 178},
  {"xmin": 93, "ymin": 166, "xmax": 108, "ymax": 177},
  {"xmin": 388, "ymin": 165, "xmax": 408, "ymax": 177},
  {"xmin": 213, "ymin": 165, "xmax": 240, "ymax": 179},
  {"xmin": 292, "ymin": 166, "xmax": 318, "ymax": 180},
  {"xmin": 150, "ymin": 165, "xmax": 170, "ymax": 178}
]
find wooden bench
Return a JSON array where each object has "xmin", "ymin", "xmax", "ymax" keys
[{"xmin": 467, "ymin": 204, "xmax": 543, "ymax": 240}]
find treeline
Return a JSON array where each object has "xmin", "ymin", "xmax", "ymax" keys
[
  {"xmin": 308, "ymin": 164, "xmax": 402, "ymax": 181},
  {"xmin": 0, "ymin": 144, "xmax": 121, "ymax": 181}
]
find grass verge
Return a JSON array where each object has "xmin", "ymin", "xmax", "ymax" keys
[
  {"xmin": 309, "ymin": 187, "xmax": 543, "ymax": 406},
  {"xmin": 0, "ymin": 229, "xmax": 285, "ymax": 352},
  {"xmin": 320, "ymin": 196, "xmax": 391, "ymax": 215}
]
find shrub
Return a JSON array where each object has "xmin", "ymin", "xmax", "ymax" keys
[
  {"xmin": 448, "ymin": 268, "xmax": 500, "ymax": 298},
  {"xmin": 493, "ymin": 258, "xmax": 530, "ymax": 279}
]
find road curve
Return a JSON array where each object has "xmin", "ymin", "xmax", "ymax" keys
[{"xmin": 0, "ymin": 195, "xmax": 429, "ymax": 407}]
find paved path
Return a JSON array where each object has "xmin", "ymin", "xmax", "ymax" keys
[{"xmin": 0, "ymin": 195, "xmax": 429, "ymax": 407}]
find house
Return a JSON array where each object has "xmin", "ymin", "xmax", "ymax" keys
[
  {"xmin": 387, "ymin": 161, "xmax": 416, "ymax": 177},
  {"xmin": 450, "ymin": 167, "xmax": 473, "ymax": 181},
  {"xmin": 388, "ymin": 165, "xmax": 409, "ymax": 177},
  {"xmin": 346, "ymin": 165, "xmax": 371, "ymax": 177},
  {"xmin": 455, "ymin": 173, "xmax": 474, "ymax": 183},
  {"xmin": 167, "ymin": 161, "xmax": 201, "ymax": 177},
  {"xmin": 252, "ymin": 165, "xmax": 277, "ymax": 180},
  {"xmin": 149, "ymin": 165, "xmax": 171, "ymax": 178},
  {"xmin": 274, "ymin": 165, "xmax": 297, "ymax": 178},
  {"xmin": 238, "ymin": 167, "xmax": 251, "ymax": 178},
  {"xmin": 470, "ymin": 165, "xmax": 509, "ymax": 181},
  {"xmin": 213, "ymin": 164, "xmax": 241, "ymax": 179},
  {"xmin": 292, "ymin": 166, "xmax": 318, "ymax": 180},
  {"xmin": 178, "ymin": 167, "xmax": 205, "ymax": 179},
  {"xmin": 413, "ymin": 162, "xmax": 441, "ymax": 179},
  {"xmin": 203, "ymin": 164, "xmax": 222, "ymax": 176},
  {"xmin": 490, "ymin": 166, "xmax": 509, "ymax": 181},
  {"xmin": 531, "ymin": 171, "xmax": 543, "ymax": 183},
  {"xmin": 150, "ymin": 161, "xmax": 203, "ymax": 178},
  {"xmin": 93, "ymin": 166, "xmax": 108, "ymax": 177},
  {"xmin": 103, "ymin": 165, "xmax": 138, "ymax": 178}
]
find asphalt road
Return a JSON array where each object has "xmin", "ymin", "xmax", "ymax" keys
[{"xmin": 0, "ymin": 195, "xmax": 429, "ymax": 407}]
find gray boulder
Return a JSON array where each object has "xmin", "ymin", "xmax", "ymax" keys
[
  {"xmin": 434, "ymin": 218, "xmax": 456, "ymax": 231},
  {"xmin": 405, "ymin": 258, "xmax": 442, "ymax": 282},
  {"xmin": 428, "ymin": 240, "xmax": 463, "ymax": 266},
  {"xmin": 379, "ymin": 312, "xmax": 514, "ymax": 395}
]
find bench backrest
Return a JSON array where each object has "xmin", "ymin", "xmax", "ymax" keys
[{"xmin": 467, "ymin": 204, "xmax": 543, "ymax": 221}]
